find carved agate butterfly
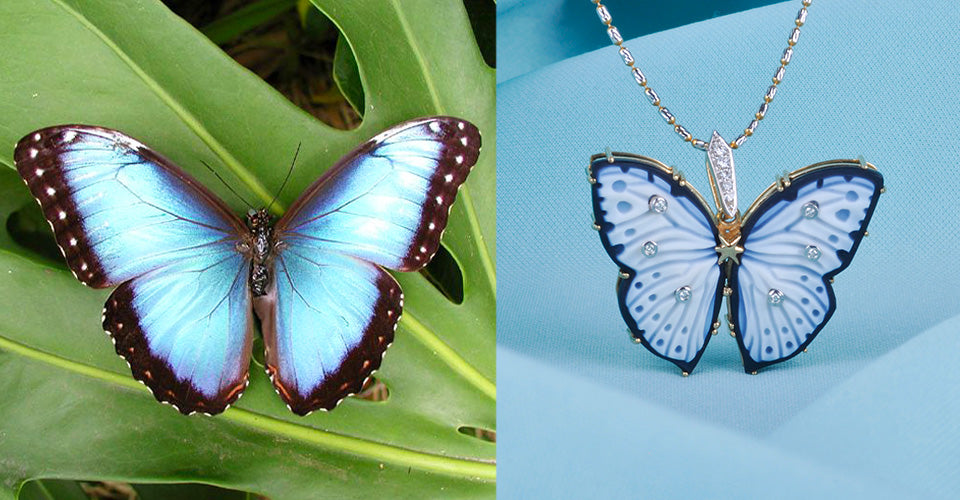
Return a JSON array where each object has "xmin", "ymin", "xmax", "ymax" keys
[
  {"xmin": 14, "ymin": 117, "xmax": 480, "ymax": 415},
  {"xmin": 588, "ymin": 134, "xmax": 883, "ymax": 374}
]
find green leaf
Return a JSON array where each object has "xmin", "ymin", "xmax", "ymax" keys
[
  {"xmin": 17, "ymin": 480, "xmax": 87, "ymax": 500},
  {"xmin": 201, "ymin": 0, "xmax": 298, "ymax": 45},
  {"xmin": 333, "ymin": 35, "xmax": 364, "ymax": 116},
  {"xmin": 133, "ymin": 482, "xmax": 249, "ymax": 500},
  {"xmin": 0, "ymin": 0, "xmax": 495, "ymax": 498}
]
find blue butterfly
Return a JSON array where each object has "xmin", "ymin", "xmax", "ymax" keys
[
  {"xmin": 13, "ymin": 117, "xmax": 481, "ymax": 415},
  {"xmin": 589, "ymin": 151, "xmax": 883, "ymax": 374}
]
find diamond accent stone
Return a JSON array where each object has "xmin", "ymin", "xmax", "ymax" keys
[
  {"xmin": 707, "ymin": 131, "xmax": 737, "ymax": 218},
  {"xmin": 767, "ymin": 289, "xmax": 785, "ymax": 306},
  {"xmin": 802, "ymin": 201, "xmax": 819, "ymax": 219},
  {"xmin": 675, "ymin": 286, "xmax": 692, "ymax": 303},
  {"xmin": 642, "ymin": 241, "xmax": 658, "ymax": 257},
  {"xmin": 648, "ymin": 195, "xmax": 668, "ymax": 213},
  {"xmin": 805, "ymin": 245, "xmax": 822, "ymax": 261}
]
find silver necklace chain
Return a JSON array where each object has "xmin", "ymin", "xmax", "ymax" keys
[{"xmin": 592, "ymin": 0, "xmax": 812, "ymax": 151}]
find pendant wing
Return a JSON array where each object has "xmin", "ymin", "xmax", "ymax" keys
[
  {"xmin": 732, "ymin": 161, "xmax": 883, "ymax": 372},
  {"xmin": 591, "ymin": 154, "xmax": 724, "ymax": 373}
]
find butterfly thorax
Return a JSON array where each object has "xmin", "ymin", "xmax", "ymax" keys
[{"xmin": 243, "ymin": 208, "xmax": 278, "ymax": 297}]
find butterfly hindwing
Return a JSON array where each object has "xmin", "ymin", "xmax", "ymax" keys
[
  {"xmin": 15, "ymin": 126, "xmax": 253, "ymax": 414},
  {"xmin": 104, "ymin": 250, "xmax": 253, "ymax": 414},
  {"xmin": 731, "ymin": 162, "xmax": 883, "ymax": 372},
  {"xmin": 591, "ymin": 155, "xmax": 724, "ymax": 373},
  {"xmin": 255, "ymin": 250, "xmax": 400, "ymax": 415},
  {"xmin": 257, "ymin": 116, "xmax": 481, "ymax": 414}
]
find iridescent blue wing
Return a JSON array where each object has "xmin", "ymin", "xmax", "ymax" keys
[
  {"xmin": 258, "ymin": 116, "xmax": 481, "ymax": 414},
  {"xmin": 277, "ymin": 116, "xmax": 481, "ymax": 271},
  {"xmin": 255, "ymin": 251, "xmax": 400, "ymax": 416},
  {"xmin": 103, "ymin": 251, "xmax": 252, "ymax": 415},
  {"xmin": 590, "ymin": 154, "xmax": 724, "ymax": 374},
  {"xmin": 731, "ymin": 161, "xmax": 883, "ymax": 372},
  {"xmin": 14, "ymin": 126, "xmax": 252, "ymax": 414}
]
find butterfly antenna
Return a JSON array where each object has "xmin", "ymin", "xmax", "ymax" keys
[
  {"xmin": 268, "ymin": 142, "xmax": 301, "ymax": 213},
  {"xmin": 199, "ymin": 160, "xmax": 255, "ymax": 210}
]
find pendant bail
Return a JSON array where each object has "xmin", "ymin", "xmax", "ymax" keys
[{"xmin": 707, "ymin": 131, "xmax": 738, "ymax": 219}]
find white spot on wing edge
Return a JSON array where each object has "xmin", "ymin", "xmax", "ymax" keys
[{"xmin": 116, "ymin": 134, "xmax": 147, "ymax": 151}]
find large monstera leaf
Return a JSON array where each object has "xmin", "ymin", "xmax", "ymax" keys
[{"xmin": 0, "ymin": 0, "xmax": 495, "ymax": 498}]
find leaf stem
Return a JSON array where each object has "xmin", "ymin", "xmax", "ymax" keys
[{"xmin": 386, "ymin": 0, "xmax": 444, "ymax": 113}]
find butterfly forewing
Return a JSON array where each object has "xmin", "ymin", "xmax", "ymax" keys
[
  {"xmin": 591, "ymin": 155, "xmax": 725, "ymax": 373},
  {"xmin": 276, "ymin": 116, "xmax": 482, "ymax": 271},
  {"xmin": 259, "ymin": 116, "xmax": 482, "ymax": 414},
  {"xmin": 732, "ymin": 163, "xmax": 883, "ymax": 372},
  {"xmin": 14, "ymin": 125, "xmax": 253, "ymax": 415},
  {"xmin": 14, "ymin": 126, "xmax": 248, "ymax": 287}
]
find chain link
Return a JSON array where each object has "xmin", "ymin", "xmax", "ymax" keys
[{"xmin": 593, "ymin": 0, "xmax": 812, "ymax": 150}]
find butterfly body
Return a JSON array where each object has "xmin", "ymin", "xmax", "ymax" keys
[
  {"xmin": 589, "ymin": 152, "xmax": 882, "ymax": 374},
  {"xmin": 242, "ymin": 208, "xmax": 281, "ymax": 297},
  {"xmin": 14, "ymin": 117, "xmax": 481, "ymax": 415}
]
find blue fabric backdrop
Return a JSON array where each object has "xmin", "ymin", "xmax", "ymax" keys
[
  {"xmin": 496, "ymin": 0, "xmax": 782, "ymax": 83},
  {"xmin": 497, "ymin": 0, "xmax": 960, "ymax": 498}
]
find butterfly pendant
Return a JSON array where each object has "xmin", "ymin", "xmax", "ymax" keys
[
  {"xmin": 13, "ymin": 117, "xmax": 481, "ymax": 415},
  {"xmin": 588, "ymin": 132, "xmax": 883, "ymax": 375}
]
